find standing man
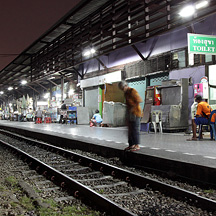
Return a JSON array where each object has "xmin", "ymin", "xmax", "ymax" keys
[
  {"xmin": 118, "ymin": 81, "xmax": 142, "ymax": 151},
  {"xmin": 187, "ymin": 95, "xmax": 212, "ymax": 141},
  {"xmin": 59, "ymin": 100, "xmax": 67, "ymax": 124},
  {"xmin": 35, "ymin": 107, "xmax": 42, "ymax": 123},
  {"xmin": 188, "ymin": 99, "xmax": 198, "ymax": 141}
]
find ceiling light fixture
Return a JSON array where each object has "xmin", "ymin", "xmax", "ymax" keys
[
  {"xmin": 90, "ymin": 48, "xmax": 96, "ymax": 54},
  {"xmin": 180, "ymin": 1, "xmax": 209, "ymax": 18},
  {"xmin": 179, "ymin": 5, "xmax": 195, "ymax": 17},
  {"xmin": 195, "ymin": 0, "xmax": 208, "ymax": 9},
  {"xmin": 83, "ymin": 48, "xmax": 96, "ymax": 56},
  {"xmin": 8, "ymin": 87, "xmax": 13, "ymax": 91},
  {"xmin": 0, "ymin": 91, "xmax": 4, "ymax": 94}
]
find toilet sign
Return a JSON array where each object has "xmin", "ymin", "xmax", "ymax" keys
[{"xmin": 188, "ymin": 33, "xmax": 216, "ymax": 55}]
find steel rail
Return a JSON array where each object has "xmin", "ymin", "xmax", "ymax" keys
[
  {"xmin": 0, "ymin": 139, "xmax": 135, "ymax": 216},
  {"xmin": 1, "ymin": 129, "xmax": 216, "ymax": 213}
]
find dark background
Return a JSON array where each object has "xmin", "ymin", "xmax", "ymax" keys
[{"xmin": 0, "ymin": 0, "xmax": 81, "ymax": 70}]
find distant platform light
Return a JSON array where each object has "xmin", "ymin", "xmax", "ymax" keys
[
  {"xmin": 44, "ymin": 93, "xmax": 50, "ymax": 99},
  {"xmin": 48, "ymin": 76, "xmax": 55, "ymax": 80},
  {"xmin": 21, "ymin": 80, "xmax": 27, "ymax": 85},
  {"xmin": 56, "ymin": 93, "xmax": 61, "ymax": 98},
  {"xmin": 37, "ymin": 101, "xmax": 48, "ymax": 106},
  {"xmin": 68, "ymin": 89, "xmax": 74, "ymax": 96}
]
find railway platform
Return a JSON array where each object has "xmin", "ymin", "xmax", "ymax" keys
[{"xmin": 0, "ymin": 120, "xmax": 216, "ymax": 185}]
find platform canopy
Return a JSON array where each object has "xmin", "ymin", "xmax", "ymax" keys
[{"xmin": 0, "ymin": 0, "xmax": 216, "ymax": 98}]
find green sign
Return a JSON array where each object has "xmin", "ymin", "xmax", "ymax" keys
[{"xmin": 188, "ymin": 33, "xmax": 216, "ymax": 55}]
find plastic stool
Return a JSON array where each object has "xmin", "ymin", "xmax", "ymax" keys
[
  {"xmin": 36, "ymin": 117, "xmax": 42, "ymax": 124},
  {"xmin": 44, "ymin": 117, "xmax": 51, "ymax": 123},
  {"xmin": 151, "ymin": 110, "xmax": 163, "ymax": 133}
]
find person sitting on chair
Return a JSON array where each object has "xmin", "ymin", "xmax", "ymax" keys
[
  {"xmin": 187, "ymin": 95, "xmax": 212, "ymax": 141},
  {"xmin": 90, "ymin": 109, "xmax": 103, "ymax": 127}
]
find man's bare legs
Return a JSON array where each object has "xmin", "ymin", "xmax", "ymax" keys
[
  {"xmin": 187, "ymin": 119, "xmax": 198, "ymax": 141},
  {"xmin": 192, "ymin": 119, "xmax": 197, "ymax": 140}
]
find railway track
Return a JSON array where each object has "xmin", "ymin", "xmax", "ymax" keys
[{"xmin": 0, "ymin": 129, "xmax": 216, "ymax": 215}]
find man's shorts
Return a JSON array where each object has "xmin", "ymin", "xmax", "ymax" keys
[{"xmin": 194, "ymin": 117, "xmax": 209, "ymax": 125}]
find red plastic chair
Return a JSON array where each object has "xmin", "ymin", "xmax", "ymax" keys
[
  {"xmin": 36, "ymin": 117, "xmax": 42, "ymax": 124},
  {"xmin": 47, "ymin": 117, "xmax": 51, "ymax": 123}
]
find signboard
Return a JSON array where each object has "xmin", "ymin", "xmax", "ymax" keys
[
  {"xmin": 80, "ymin": 71, "xmax": 122, "ymax": 88},
  {"xmin": 188, "ymin": 33, "xmax": 216, "ymax": 55}
]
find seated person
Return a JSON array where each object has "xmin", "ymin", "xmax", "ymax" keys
[
  {"xmin": 26, "ymin": 113, "xmax": 32, "ymax": 121},
  {"xmin": 187, "ymin": 95, "xmax": 213, "ymax": 141},
  {"xmin": 90, "ymin": 109, "xmax": 103, "ymax": 127}
]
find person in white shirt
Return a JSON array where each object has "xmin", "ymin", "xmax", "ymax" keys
[{"xmin": 187, "ymin": 99, "xmax": 198, "ymax": 141}]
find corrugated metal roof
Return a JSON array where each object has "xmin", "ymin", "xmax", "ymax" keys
[{"xmin": 0, "ymin": 0, "xmax": 216, "ymax": 98}]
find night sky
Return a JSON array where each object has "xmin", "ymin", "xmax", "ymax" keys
[{"xmin": 0, "ymin": 0, "xmax": 81, "ymax": 70}]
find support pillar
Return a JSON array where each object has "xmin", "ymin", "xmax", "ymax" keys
[{"xmin": 61, "ymin": 76, "xmax": 64, "ymax": 102}]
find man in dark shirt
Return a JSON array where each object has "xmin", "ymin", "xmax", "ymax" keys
[
  {"xmin": 61, "ymin": 100, "xmax": 67, "ymax": 110},
  {"xmin": 59, "ymin": 101, "xmax": 67, "ymax": 124}
]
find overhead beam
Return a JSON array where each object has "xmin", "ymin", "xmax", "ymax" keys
[
  {"xmin": 27, "ymin": 84, "xmax": 40, "ymax": 94},
  {"xmin": 95, "ymin": 57, "xmax": 107, "ymax": 69},
  {"xmin": 48, "ymin": 79, "xmax": 58, "ymax": 86},
  {"xmin": 131, "ymin": 45, "xmax": 146, "ymax": 61},
  {"xmin": 143, "ymin": 36, "xmax": 159, "ymax": 60},
  {"xmin": 187, "ymin": 24, "xmax": 195, "ymax": 34},
  {"xmin": 72, "ymin": 67, "xmax": 84, "ymax": 79},
  {"xmin": 14, "ymin": 89, "xmax": 23, "ymax": 96},
  {"xmin": 59, "ymin": 72, "xmax": 74, "ymax": 82},
  {"xmin": 0, "ymin": 95, "xmax": 7, "ymax": 101},
  {"xmin": 36, "ymin": 82, "xmax": 48, "ymax": 91}
]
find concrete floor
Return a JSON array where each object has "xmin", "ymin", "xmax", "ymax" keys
[{"xmin": 0, "ymin": 120, "xmax": 216, "ymax": 169}]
